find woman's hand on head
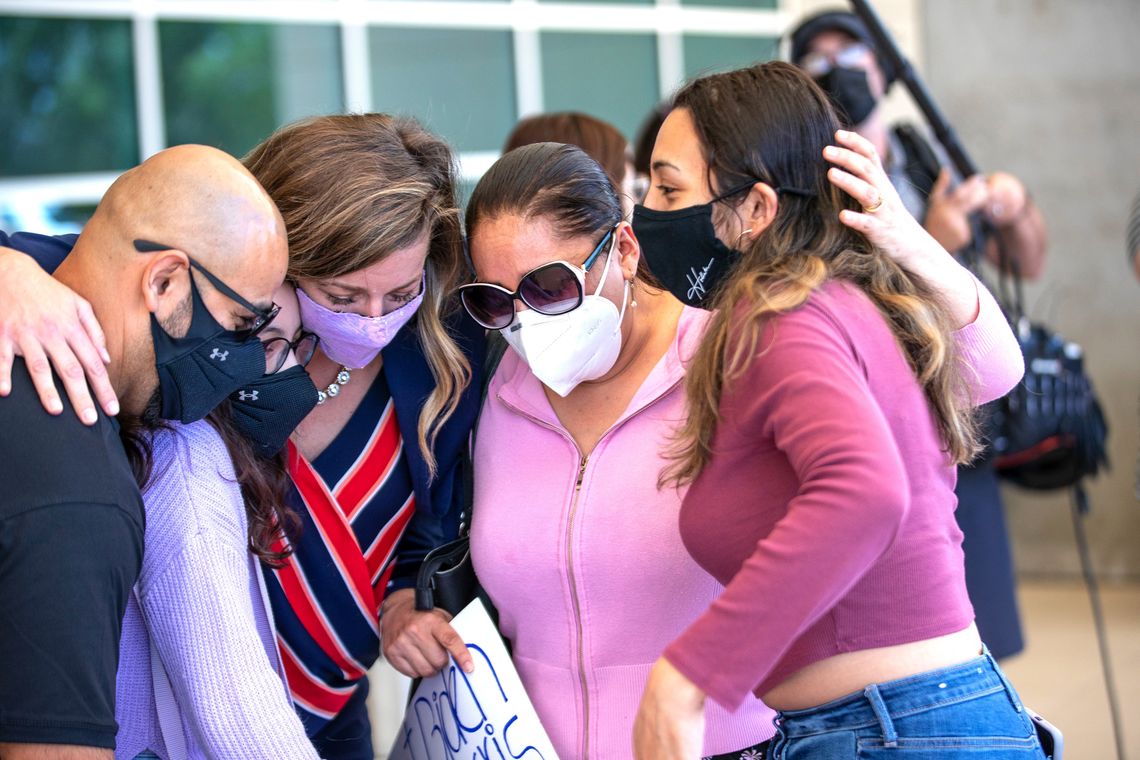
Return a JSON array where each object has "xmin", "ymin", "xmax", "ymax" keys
[
  {"xmin": 823, "ymin": 131, "xmax": 982, "ymax": 328},
  {"xmin": 379, "ymin": 587, "xmax": 474, "ymax": 678},
  {"xmin": 0, "ymin": 248, "xmax": 117, "ymax": 425},
  {"xmin": 632, "ymin": 657, "xmax": 706, "ymax": 760},
  {"xmin": 823, "ymin": 129, "xmax": 950, "ymax": 269}
]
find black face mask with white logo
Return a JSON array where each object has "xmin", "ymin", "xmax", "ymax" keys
[
  {"xmin": 229, "ymin": 365, "xmax": 319, "ymax": 457},
  {"xmin": 632, "ymin": 180, "xmax": 760, "ymax": 309},
  {"xmin": 633, "ymin": 201, "xmax": 741, "ymax": 309},
  {"xmin": 150, "ymin": 276, "xmax": 268, "ymax": 423},
  {"xmin": 633, "ymin": 181, "xmax": 819, "ymax": 309}
]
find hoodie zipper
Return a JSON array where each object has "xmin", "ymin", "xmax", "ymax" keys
[
  {"xmin": 567, "ymin": 454, "xmax": 590, "ymax": 759},
  {"xmin": 498, "ymin": 377, "xmax": 682, "ymax": 759}
]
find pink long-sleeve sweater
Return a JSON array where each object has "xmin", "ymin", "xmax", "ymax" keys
[
  {"xmin": 471, "ymin": 277, "xmax": 1021, "ymax": 757},
  {"xmin": 663, "ymin": 279, "xmax": 1025, "ymax": 711}
]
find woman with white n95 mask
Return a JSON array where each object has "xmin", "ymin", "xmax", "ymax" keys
[
  {"xmin": 460, "ymin": 217, "xmax": 628, "ymax": 397},
  {"xmin": 457, "ymin": 141, "xmax": 777, "ymax": 760}
]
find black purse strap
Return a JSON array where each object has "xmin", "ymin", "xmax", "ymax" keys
[
  {"xmin": 415, "ymin": 332, "xmax": 509, "ymax": 612},
  {"xmin": 459, "ymin": 330, "xmax": 509, "ymax": 536}
]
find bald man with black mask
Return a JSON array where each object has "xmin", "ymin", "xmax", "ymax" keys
[{"xmin": 0, "ymin": 145, "xmax": 288, "ymax": 758}]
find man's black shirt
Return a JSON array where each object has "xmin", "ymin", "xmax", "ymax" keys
[{"xmin": 0, "ymin": 357, "xmax": 144, "ymax": 748}]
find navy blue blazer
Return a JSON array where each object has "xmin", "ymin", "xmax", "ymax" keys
[{"xmin": 0, "ymin": 230, "xmax": 486, "ymax": 588}]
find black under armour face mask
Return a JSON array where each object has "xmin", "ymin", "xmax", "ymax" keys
[
  {"xmin": 229, "ymin": 364, "xmax": 319, "ymax": 457},
  {"xmin": 150, "ymin": 275, "xmax": 268, "ymax": 424}
]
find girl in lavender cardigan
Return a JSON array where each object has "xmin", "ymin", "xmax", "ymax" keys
[{"xmin": 115, "ymin": 285, "xmax": 321, "ymax": 760}]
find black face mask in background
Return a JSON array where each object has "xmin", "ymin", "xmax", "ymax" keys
[
  {"xmin": 816, "ymin": 66, "xmax": 878, "ymax": 127},
  {"xmin": 150, "ymin": 276, "xmax": 267, "ymax": 424},
  {"xmin": 229, "ymin": 364, "xmax": 319, "ymax": 457}
]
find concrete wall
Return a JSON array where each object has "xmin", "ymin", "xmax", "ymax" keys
[{"xmin": 920, "ymin": 0, "xmax": 1140, "ymax": 579}]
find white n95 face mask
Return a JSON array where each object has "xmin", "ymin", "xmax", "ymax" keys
[{"xmin": 501, "ymin": 234, "xmax": 629, "ymax": 397}]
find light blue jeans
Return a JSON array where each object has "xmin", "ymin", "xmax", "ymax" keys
[{"xmin": 769, "ymin": 648, "xmax": 1047, "ymax": 759}]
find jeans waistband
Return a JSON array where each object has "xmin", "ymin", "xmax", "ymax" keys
[{"xmin": 776, "ymin": 647, "xmax": 1022, "ymax": 739}]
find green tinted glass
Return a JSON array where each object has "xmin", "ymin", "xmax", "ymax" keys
[
  {"xmin": 161, "ymin": 22, "xmax": 343, "ymax": 158},
  {"xmin": 0, "ymin": 16, "xmax": 138, "ymax": 175},
  {"xmin": 370, "ymin": 28, "xmax": 516, "ymax": 153},
  {"xmin": 681, "ymin": 0, "xmax": 776, "ymax": 6},
  {"xmin": 683, "ymin": 35, "xmax": 778, "ymax": 78},
  {"xmin": 540, "ymin": 32, "xmax": 659, "ymax": 142}
]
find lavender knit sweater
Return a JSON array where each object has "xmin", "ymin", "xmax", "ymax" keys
[{"xmin": 114, "ymin": 420, "xmax": 319, "ymax": 760}]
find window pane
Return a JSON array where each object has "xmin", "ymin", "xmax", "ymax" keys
[
  {"xmin": 160, "ymin": 22, "xmax": 343, "ymax": 159},
  {"xmin": 681, "ymin": 0, "xmax": 776, "ymax": 7},
  {"xmin": 370, "ymin": 28, "xmax": 516, "ymax": 153},
  {"xmin": 540, "ymin": 32, "xmax": 659, "ymax": 143},
  {"xmin": 0, "ymin": 16, "xmax": 137, "ymax": 176},
  {"xmin": 683, "ymin": 35, "xmax": 777, "ymax": 79}
]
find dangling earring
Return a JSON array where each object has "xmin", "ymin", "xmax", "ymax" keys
[
  {"xmin": 734, "ymin": 228, "xmax": 754, "ymax": 247},
  {"xmin": 628, "ymin": 279, "xmax": 638, "ymax": 309}
]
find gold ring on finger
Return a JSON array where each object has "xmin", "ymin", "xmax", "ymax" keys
[{"xmin": 863, "ymin": 195, "xmax": 883, "ymax": 213}]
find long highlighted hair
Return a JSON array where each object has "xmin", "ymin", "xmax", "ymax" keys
[
  {"xmin": 663, "ymin": 63, "xmax": 981, "ymax": 487},
  {"xmin": 245, "ymin": 113, "xmax": 470, "ymax": 477}
]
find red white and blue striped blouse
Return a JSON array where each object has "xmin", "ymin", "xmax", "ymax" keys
[{"xmin": 264, "ymin": 372, "xmax": 416, "ymax": 729}]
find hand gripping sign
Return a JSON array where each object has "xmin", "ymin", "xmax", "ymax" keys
[{"xmin": 389, "ymin": 599, "xmax": 561, "ymax": 760}]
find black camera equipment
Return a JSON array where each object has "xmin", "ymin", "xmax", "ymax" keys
[{"xmin": 847, "ymin": 2, "xmax": 1121, "ymax": 758}]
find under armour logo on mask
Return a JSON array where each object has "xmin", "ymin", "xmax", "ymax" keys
[
  {"xmin": 209, "ymin": 348, "xmax": 229, "ymax": 361},
  {"xmin": 237, "ymin": 390, "xmax": 258, "ymax": 402}
]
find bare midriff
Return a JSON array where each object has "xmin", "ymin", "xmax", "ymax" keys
[{"xmin": 762, "ymin": 623, "xmax": 984, "ymax": 711}]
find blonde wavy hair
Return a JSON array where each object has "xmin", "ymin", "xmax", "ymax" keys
[
  {"xmin": 244, "ymin": 113, "xmax": 470, "ymax": 477},
  {"xmin": 663, "ymin": 63, "xmax": 981, "ymax": 487}
]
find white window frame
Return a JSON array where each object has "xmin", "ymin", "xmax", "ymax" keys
[{"xmin": 0, "ymin": 0, "xmax": 787, "ymax": 219}]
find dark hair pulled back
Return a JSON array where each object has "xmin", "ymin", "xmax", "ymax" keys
[{"xmin": 465, "ymin": 142, "xmax": 621, "ymax": 244}]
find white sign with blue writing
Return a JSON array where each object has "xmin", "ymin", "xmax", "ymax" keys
[{"xmin": 389, "ymin": 598, "xmax": 561, "ymax": 760}]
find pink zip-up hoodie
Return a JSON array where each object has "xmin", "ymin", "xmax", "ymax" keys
[
  {"xmin": 470, "ymin": 279, "xmax": 1019, "ymax": 759},
  {"xmin": 471, "ymin": 305, "xmax": 776, "ymax": 759}
]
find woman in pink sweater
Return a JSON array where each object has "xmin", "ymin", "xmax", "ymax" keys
[
  {"xmin": 459, "ymin": 131, "xmax": 1024, "ymax": 758},
  {"xmin": 632, "ymin": 64, "xmax": 1044, "ymax": 759}
]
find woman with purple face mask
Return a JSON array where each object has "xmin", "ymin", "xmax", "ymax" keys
[
  {"xmin": 232, "ymin": 115, "xmax": 483, "ymax": 758},
  {"xmin": 0, "ymin": 114, "xmax": 486, "ymax": 760}
]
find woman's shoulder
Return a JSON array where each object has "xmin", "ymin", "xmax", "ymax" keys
[
  {"xmin": 145, "ymin": 420, "xmax": 246, "ymax": 543},
  {"xmin": 805, "ymin": 278, "xmax": 876, "ymax": 317},
  {"xmin": 773, "ymin": 279, "xmax": 888, "ymax": 343},
  {"xmin": 676, "ymin": 304, "xmax": 714, "ymax": 350},
  {"xmin": 724, "ymin": 279, "xmax": 886, "ymax": 380},
  {"xmin": 150, "ymin": 419, "xmax": 237, "ymax": 478},
  {"xmin": 736, "ymin": 279, "xmax": 866, "ymax": 338}
]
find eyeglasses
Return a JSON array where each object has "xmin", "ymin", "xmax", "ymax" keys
[
  {"xmin": 262, "ymin": 330, "xmax": 319, "ymax": 375},
  {"xmin": 458, "ymin": 226, "xmax": 617, "ymax": 331},
  {"xmin": 133, "ymin": 239, "xmax": 281, "ymax": 340},
  {"xmin": 631, "ymin": 175, "xmax": 651, "ymax": 203},
  {"xmin": 800, "ymin": 42, "xmax": 872, "ymax": 78}
]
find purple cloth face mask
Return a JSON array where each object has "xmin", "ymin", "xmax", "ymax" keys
[{"xmin": 296, "ymin": 277, "xmax": 425, "ymax": 368}]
